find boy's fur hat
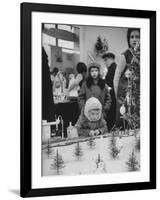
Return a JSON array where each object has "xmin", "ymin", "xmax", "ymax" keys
[{"xmin": 84, "ymin": 97, "xmax": 102, "ymax": 121}]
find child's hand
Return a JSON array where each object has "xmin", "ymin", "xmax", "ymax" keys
[
  {"xmin": 89, "ymin": 130, "xmax": 95, "ymax": 137},
  {"xmin": 94, "ymin": 129, "xmax": 100, "ymax": 136},
  {"xmin": 89, "ymin": 130, "xmax": 100, "ymax": 136}
]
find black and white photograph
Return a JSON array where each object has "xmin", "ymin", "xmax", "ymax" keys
[
  {"xmin": 20, "ymin": 3, "xmax": 156, "ymax": 197},
  {"xmin": 41, "ymin": 23, "xmax": 141, "ymax": 176}
]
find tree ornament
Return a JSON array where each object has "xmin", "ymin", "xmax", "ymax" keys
[
  {"xmin": 120, "ymin": 104, "xmax": 126, "ymax": 115},
  {"xmin": 125, "ymin": 69, "xmax": 132, "ymax": 78}
]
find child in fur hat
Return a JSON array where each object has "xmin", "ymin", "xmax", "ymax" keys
[{"xmin": 75, "ymin": 97, "xmax": 108, "ymax": 137}]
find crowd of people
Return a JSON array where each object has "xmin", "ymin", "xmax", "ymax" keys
[{"xmin": 43, "ymin": 28, "xmax": 140, "ymax": 136}]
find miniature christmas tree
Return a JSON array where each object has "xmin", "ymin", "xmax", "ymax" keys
[
  {"xmin": 51, "ymin": 149, "xmax": 65, "ymax": 174},
  {"xmin": 109, "ymin": 135, "xmax": 121, "ymax": 159},
  {"xmin": 87, "ymin": 136, "xmax": 96, "ymax": 149},
  {"xmin": 45, "ymin": 139, "xmax": 53, "ymax": 158},
  {"xmin": 135, "ymin": 136, "xmax": 140, "ymax": 151},
  {"xmin": 95, "ymin": 154, "xmax": 107, "ymax": 172},
  {"xmin": 74, "ymin": 142, "xmax": 83, "ymax": 160},
  {"xmin": 126, "ymin": 150, "xmax": 139, "ymax": 171},
  {"xmin": 95, "ymin": 153, "xmax": 102, "ymax": 168}
]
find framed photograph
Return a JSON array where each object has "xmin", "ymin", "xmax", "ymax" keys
[{"xmin": 20, "ymin": 2, "xmax": 156, "ymax": 198}]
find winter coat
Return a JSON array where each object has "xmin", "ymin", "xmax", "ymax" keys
[
  {"xmin": 78, "ymin": 81, "xmax": 111, "ymax": 113},
  {"xmin": 75, "ymin": 111, "xmax": 108, "ymax": 137}
]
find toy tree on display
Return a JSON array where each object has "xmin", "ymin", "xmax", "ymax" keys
[
  {"xmin": 109, "ymin": 134, "xmax": 122, "ymax": 159},
  {"xmin": 45, "ymin": 139, "xmax": 53, "ymax": 158},
  {"xmin": 51, "ymin": 149, "xmax": 65, "ymax": 174},
  {"xmin": 135, "ymin": 136, "xmax": 140, "ymax": 151},
  {"xmin": 95, "ymin": 154, "xmax": 106, "ymax": 172},
  {"xmin": 95, "ymin": 154, "xmax": 101, "ymax": 168},
  {"xmin": 126, "ymin": 150, "xmax": 139, "ymax": 171},
  {"xmin": 87, "ymin": 136, "xmax": 96, "ymax": 149},
  {"xmin": 74, "ymin": 142, "xmax": 83, "ymax": 160}
]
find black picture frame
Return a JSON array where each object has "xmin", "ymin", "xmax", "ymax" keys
[{"xmin": 20, "ymin": 2, "xmax": 156, "ymax": 198}]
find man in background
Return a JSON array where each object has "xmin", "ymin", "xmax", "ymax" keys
[{"xmin": 102, "ymin": 53, "xmax": 117, "ymax": 131}]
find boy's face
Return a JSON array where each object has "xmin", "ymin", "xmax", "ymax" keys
[
  {"xmin": 104, "ymin": 58, "xmax": 114, "ymax": 68},
  {"xmin": 88, "ymin": 109, "xmax": 101, "ymax": 121},
  {"xmin": 90, "ymin": 68, "xmax": 99, "ymax": 80}
]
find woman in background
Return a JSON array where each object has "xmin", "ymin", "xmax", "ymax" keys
[{"xmin": 114, "ymin": 28, "xmax": 140, "ymax": 129}]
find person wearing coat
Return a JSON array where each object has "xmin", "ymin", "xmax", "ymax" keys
[
  {"xmin": 102, "ymin": 52, "xmax": 117, "ymax": 131},
  {"xmin": 78, "ymin": 62, "xmax": 111, "ymax": 117},
  {"xmin": 75, "ymin": 97, "xmax": 108, "ymax": 137}
]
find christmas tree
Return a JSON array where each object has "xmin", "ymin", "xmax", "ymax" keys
[
  {"xmin": 94, "ymin": 36, "xmax": 108, "ymax": 56},
  {"xmin": 45, "ymin": 139, "xmax": 53, "ymax": 158},
  {"xmin": 109, "ymin": 135, "xmax": 121, "ymax": 159},
  {"xmin": 87, "ymin": 136, "xmax": 96, "ymax": 149},
  {"xmin": 95, "ymin": 36, "xmax": 103, "ymax": 51},
  {"xmin": 126, "ymin": 150, "xmax": 139, "ymax": 171},
  {"xmin": 51, "ymin": 149, "xmax": 65, "ymax": 174},
  {"xmin": 74, "ymin": 142, "xmax": 83, "ymax": 160}
]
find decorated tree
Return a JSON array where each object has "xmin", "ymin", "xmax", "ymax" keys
[
  {"xmin": 95, "ymin": 36, "xmax": 103, "ymax": 52},
  {"xmin": 45, "ymin": 139, "xmax": 53, "ymax": 158},
  {"xmin": 126, "ymin": 150, "xmax": 139, "ymax": 171},
  {"xmin": 74, "ymin": 142, "xmax": 83, "ymax": 160},
  {"xmin": 94, "ymin": 36, "xmax": 108, "ymax": 56},
  {"xmin": 109, "ymin": 135, "xmax": 122, "ymax": 159},
  {"xmin": 87, "ymin": 136, "xmax": 96, "ymax": 149},
  {"xmin": 51, "ymin": 149, "xmax": 65, "ymax": 174}
]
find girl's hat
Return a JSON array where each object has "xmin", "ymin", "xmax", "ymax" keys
[{"xmin": 88, "ymin": 62, "xmax": 101, "ymax": 72}]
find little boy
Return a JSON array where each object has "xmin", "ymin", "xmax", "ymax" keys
[{"xmin": 75, "ymin": 97, "xmax": 108, "ymax": 137}]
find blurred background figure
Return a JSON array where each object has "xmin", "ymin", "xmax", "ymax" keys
[
  {"xmin": 67, "ymin": 62, "xmax": 87, "ymax": 95},
  {"xmin": 42, "ymin": 47, "xmax": 55, "ymax": 122},
  {"xmin": 68, "ymin": 73, "xmax": 79, "ymax": 97},
  {"xmin": 53, "ymin": 71, "xmax": 67, "ymax": 96},
  {"xmin": 50, "ymin": 67, "xmax": 59, "ymax": 85}
]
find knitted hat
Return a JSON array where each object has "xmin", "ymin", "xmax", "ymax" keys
[
  {"xmin": 84, "ymin": 97, "xmax": 102, "ymax": 121},
  {"xmin": 88, "ymin": 62, "xmax": 101, "ymax": 72}
]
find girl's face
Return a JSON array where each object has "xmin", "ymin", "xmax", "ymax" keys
[
  {"xmin": 90, "ymin": 68, "xmax": 99, "ymax": 80},
  {"xmin": 129, "ymin": 30, "xmax": 140, "ymax": 49}
]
